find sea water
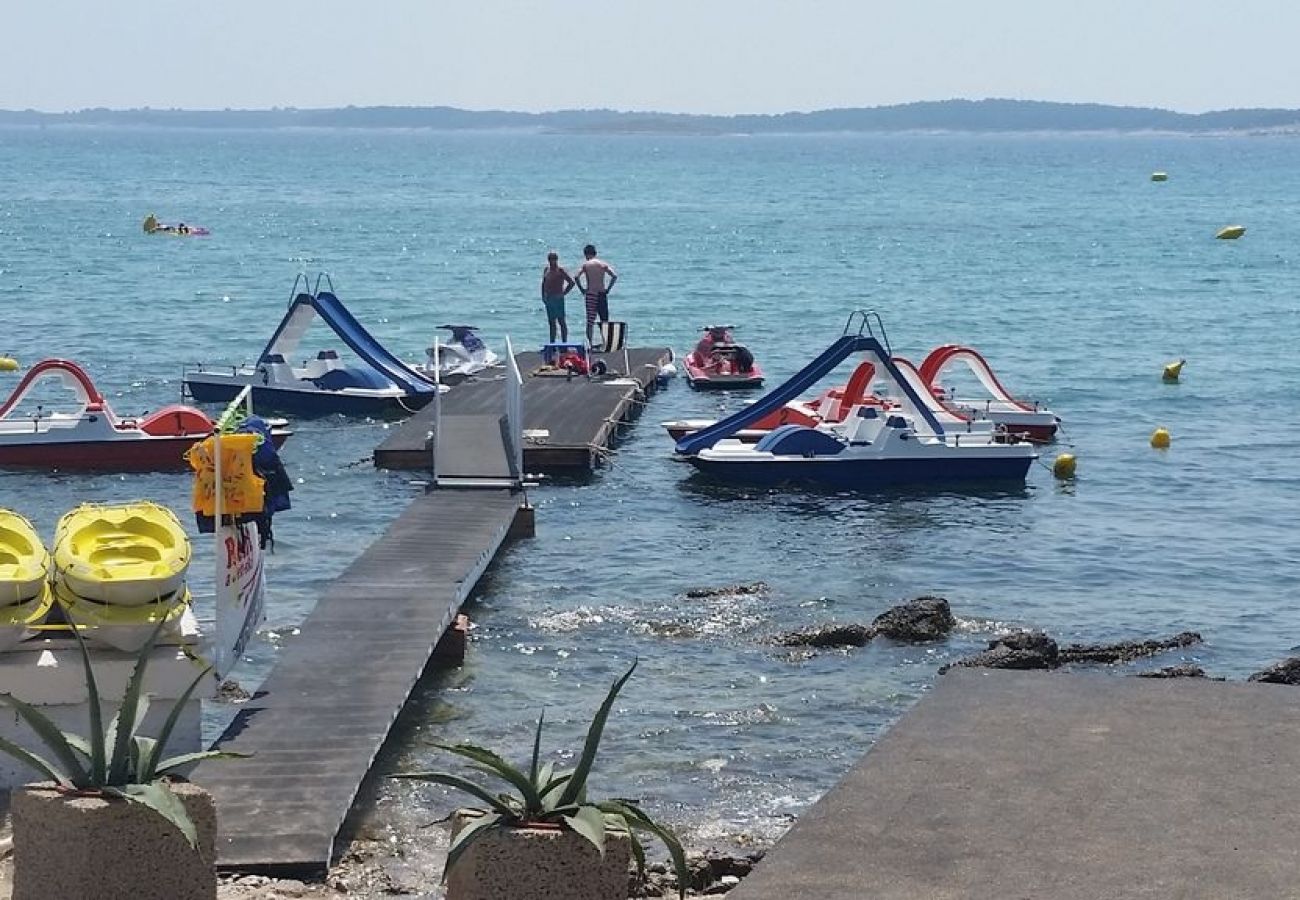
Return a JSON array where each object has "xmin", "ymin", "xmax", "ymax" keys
[{"xmin": 2, "ymin": 127, "xmax": 1299, "ymax": 848}]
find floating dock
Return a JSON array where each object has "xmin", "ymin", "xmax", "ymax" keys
[
  {"xmin": 192, "ymin": 490, "xmax": 528, "ymax": 876},
  {"xmin": 730, "ymin": 669, "xmax": 1300, "ymax": 900},
  {"xmin": 373, "ymin": 347, "xmax": 671, "ymax": 472}
]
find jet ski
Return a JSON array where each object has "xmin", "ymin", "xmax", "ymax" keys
[
  {"xmin": 683, "ymin": 326, "xmax": 765, "ymax": 390},
  {"xmin": 417, "ymin": 325, "xmax": 502, "ymax": 384}
]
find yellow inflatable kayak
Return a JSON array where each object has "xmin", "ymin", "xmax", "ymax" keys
[
  {"xmin": 0, "ymin": 585, "xmax": 54, "ymax": 652},
  {"xmin": 0, "ymin": 510, "xmax": 50, "ymax": 606},
  {"xmin": 0, "ymin": 510, "xmax": 54, "ymax": 650},
  {"xmin": 52, "ymin": 580, "xmax": 190, "ymax": 653},
  {"xmin": 52, "ymin": 502, "xmax": 191, "ymax": 607}
]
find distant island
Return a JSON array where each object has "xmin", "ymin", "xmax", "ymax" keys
[{"xmin": 3, "ymin": 99, "xmax": 1300, "ymax": 134}]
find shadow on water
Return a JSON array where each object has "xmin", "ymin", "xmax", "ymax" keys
[
  {"xmin": 676, "ymin": 470, "xmax": 1031, "ymax": 508},
  {"xmin": 532, "ymin": 469, "xmax": 601, "ymax": 490}
]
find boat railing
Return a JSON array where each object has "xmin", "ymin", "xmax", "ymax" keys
[
  {"xmin": 182, "ymin": 362, "xmax": 246, "ymax": 377},
  {"xmin": 311, "ymin": 271, "xmax": 337, "ymax": 298},
  {"xmin": 287, "ymin": 272, "xmax": 311, "ymax": 306},
  {"xmin": 180, "ymin": 362, "xmax": 249, "ymax": 401},
  {"xmin": 0, "ymin": 406, "xmax": 86, "ymax": 433},
  {"xmin": 843, "ymin": 310, "xmax": 891, "ymax": 355}
]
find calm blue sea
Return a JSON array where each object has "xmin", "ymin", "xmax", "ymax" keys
[{"xmin": 2, "ymin": 127, "xmax": 1299, "ymax": 849}]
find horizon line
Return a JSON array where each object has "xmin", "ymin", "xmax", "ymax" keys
[{"xmin": 6, "ymin": 97, "xmax": 1300, "ymax": 117}]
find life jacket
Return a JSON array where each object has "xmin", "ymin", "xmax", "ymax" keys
[{"xmin": 185, "ymin": 433, "xmax": 266, "ymax": 517}]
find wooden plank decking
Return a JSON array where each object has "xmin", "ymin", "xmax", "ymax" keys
[
  {"xmin": 191, "ymin": 490, "xmax": 525, "ymax": 877},
  {"xmin": 191, "ymin": 346, "xmax": 672, "ymax": 875},
  {"xmin": 374, "ymin": 347, "xmax": 671, "ymax": 472}
]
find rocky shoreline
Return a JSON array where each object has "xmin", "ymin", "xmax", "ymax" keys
[
  {"xmin": 7, "ymin": 592, "xmax": 1300, "ymax": 898},
  {"xmin": 767, "ymin": 593, "xmax": 1300, "ymax": 685}
]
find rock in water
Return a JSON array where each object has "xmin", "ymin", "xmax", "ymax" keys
[
  {"xmin": 941, "ymin": 631, "xmax": 1060, "ymax": 673},
  {"xmin": 705, "ymin": 876, "xmax": 743, "ymax": 895},
  {"xmin": 772, "ymin": 623, "xmax": 873, "ymax": 648},
  {"xmin": 1248, "ymin": 657, "xmax": 1300, "ymax": 685},
  {"xmin": 1059, "ymin": 631, "xmax": 1202, "ymax": 664},
  {"xmin": 686, "ymin": 581, "xmax": 768, "ymax": 599},
  {"xmin": 633, "ymin": 850, "xmax": 764, "ymax": 898},
  {"xmin": 871, "ymin": 595, "xmax": 955, "ymax": 642},
  {"xmin": 1137, "ymin": 664, "xmax": 1207, "ymax": 679},
  {"xmin": 707, "ymin": 852, "xmax": 763, "ymax": 880}
]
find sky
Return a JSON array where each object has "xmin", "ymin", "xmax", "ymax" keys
[{"xmin": 6, "ymin": 1, "xmax": 1300, "ymax": 114}]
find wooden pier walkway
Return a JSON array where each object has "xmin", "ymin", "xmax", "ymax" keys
[
  {"xmin": 730, "ymin": 669, "xmax": 1300, "ymax": 900},
  {"xmin": 373, "ymin": 347, "xmax": 671, "ymax": 472},
  {"xmin": 191, "ymin": 345, "xmax": 674, "ymax": 876},
  {"xmin": 191, "ymin": 490, "xmax": 526, "ymax": 876}
]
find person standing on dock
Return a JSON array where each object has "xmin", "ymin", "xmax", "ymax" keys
[
  {"xmin": 575, "ymin": 243, "xmax": 618, "ymax": 347},
  {"xmin": 540, "ymin": 251, "xmax": 576, "ymax": 342}
]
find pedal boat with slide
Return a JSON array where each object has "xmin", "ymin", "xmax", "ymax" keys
[
  {"xmin": 0, "ymin": 358, "xmax": 290, "ymax": 471},
  {"xmin": 675, "ymin": 312, "xmax": 1037, "ymax": 489},
  {"xmin": 183, "ymin": 274, "xmax": 445, "ymax": 417},
  {"xmin": 664, "ymin": 345, "xmax": 1058, "ymax": 445},
  {"xmin": 919, "ymin": 344, "xmax": 1059, "ymax": 443}
]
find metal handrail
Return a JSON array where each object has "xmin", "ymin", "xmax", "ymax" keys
[
  {"xmin": 288, "ymin": 272, "xmax": 309, "ymax": 306},
  {"xmin": 312, "ymin": 271, "xmax": 336, "ymax": 297},
  {"xmin": 842, "ymin": 310, "xmax": 891, "ymax": 355}
]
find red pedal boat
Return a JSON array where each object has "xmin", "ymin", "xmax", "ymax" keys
[
  {"xmin": 918, "ymin": 345, "xmax": 1059, "ymax": 443},
  {"xmin": 0, "ymin": 359, "xmax": 290, "ymax": 471}
]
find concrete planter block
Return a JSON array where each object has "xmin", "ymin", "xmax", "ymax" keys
[
  {"xmin": 12, "ymin": 780, "xmax": 217, "ymax": 900},
  {"xmin": 448, "ymin": 810, "xmax": 632, "ymax": 900}
]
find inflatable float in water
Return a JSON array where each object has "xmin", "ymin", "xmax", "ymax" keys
[{"xmin": 143, "ymin": 213, "xmax": 209, "ymax": 237}]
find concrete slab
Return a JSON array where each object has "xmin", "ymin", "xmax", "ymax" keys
[{"xmin": 731, "ymin": 669, "xmax": 1300, "ymax": 900}]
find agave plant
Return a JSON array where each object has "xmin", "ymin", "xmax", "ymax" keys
[
  {"xmin": 393, "ymin": 660, "xmax": 690, "ymax": 897},
  {"xmin": 0, "ymin": 619, "xmax": 246, "ymax": 847}
]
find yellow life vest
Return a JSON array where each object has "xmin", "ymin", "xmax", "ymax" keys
[{"xmin": 185, "ymin": 433, "xmax": 266, "ymax": 516}]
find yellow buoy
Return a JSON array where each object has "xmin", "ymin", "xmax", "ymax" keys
[
  {"xmin": 1150, "ymin": 427, "xmax": 1171, "ymax": 449},
  {"xmin": 0, "ymin": 357, "xmax": 18, "ymax": 372},
  {"xmin": 1216, "ymin": 225, "xmax": 1246, "ymax": 240},
  {"xmin": 1053, "ymin": 453, "xmax": 1077, "ymax": 479},
  {"xmin": 1151, "ymin": 172, "xmax": 1168, "ymax": 182},
  {"xmin": 1162, "ymin": 359, "xmax": 1185, "ymax": 382}
]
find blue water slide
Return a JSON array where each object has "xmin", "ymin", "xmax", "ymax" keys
[
  {"xmin": 311, "ymin": 291, "xmax": 438, "ymax": 394},
  {"xmin": 675, "ymin": 334, "xmax": 945, "ymax": 455}
]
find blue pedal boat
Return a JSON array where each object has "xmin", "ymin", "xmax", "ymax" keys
[
  {"xmin": 675, "ymin": 311, "xmax": 1037, "ymax": 490},
  {"xmin": 184, "ymin": 276, "xmax": 444, "ymax": 417}
]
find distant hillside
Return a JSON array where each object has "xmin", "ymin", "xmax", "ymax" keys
[{"xmin": 3, "ymin": 99, "xmax": 1300, "ymax": 133}]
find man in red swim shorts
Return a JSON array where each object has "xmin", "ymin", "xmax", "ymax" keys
[{"xmin": 574, "ymin": 243, "xmax": 618, "ymax": 347}]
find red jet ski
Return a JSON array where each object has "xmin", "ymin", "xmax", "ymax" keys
[{"xmin": 683, "ymin": 326, "xmax": 765, "ymax": 391}]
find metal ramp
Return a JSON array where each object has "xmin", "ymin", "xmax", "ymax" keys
[{"xmin": 431, "ymin": 337, "xmax": 524, "ymax": 490}]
